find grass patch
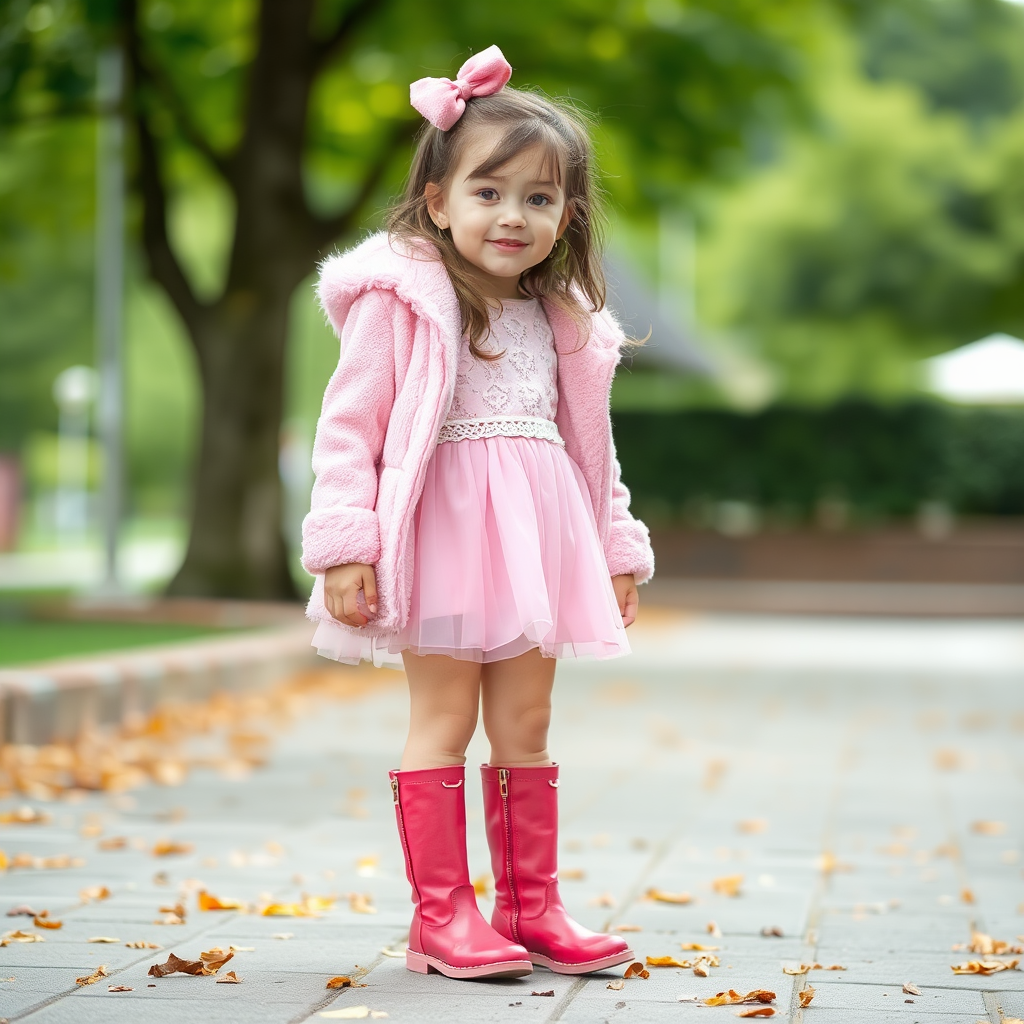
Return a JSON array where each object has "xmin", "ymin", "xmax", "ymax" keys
[{"xmin": 0, "ymin": 621, "xmax": 244, "ymax": 667}]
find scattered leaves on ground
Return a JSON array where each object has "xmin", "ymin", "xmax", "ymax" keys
[
  {"xmin": 646, "ymin": 888, "xmax": 692, "ymax": 904},
  {"xmin": 559, "ymin": 868, "xmax": 586, "ymax": 880},
  {"xmin": 80, "ymin": 885, "xmax": 111, "ymax": 902},
  {"xmin": 273, "ymin": 932, "xmax": 294, "ymax": 940},
  {"xmin": 98, "ymin": 837, "xmax": 127, "ymax": 851},
  {"xmin": 327, "ymin": 976, "xmax": 365, "ymax": 989},
  {"xmin": 736, "ymin": 1009, "xmax": 775, "ymax": 1019},
  {"xmin": 148, "ymin": 948, "xmax": 234, "ymax": 977},
  {"xmin": 705, "ymin": 989, "xmax": 776, "ymax": 1006},
  {"xmin": 712, "ymin": 874, "xmax": 744, "ymax": 898},
  {"xmin": 903, "ymin": 982, "xmax": 921, "ymax": 995},
  {"xmin": 1, "ymin": 930, "xmax": 44, "ymax": 945},
  {"xmin": 961, "ymin": 888, "xmax": 976, "ymax": 904},
  {"xmin": 88, "ymin": 936, "xmax": 120, "ymax": 944},
  {"xmin": 471, "ymin": 874, "xmax": 492, "ymax": 897},
  {"xmin": 216, "ymin": 971, "xmax": 242, "ymax": 984},
  {"xmin": 951, "ymin": 959, "xmax": 1019, "ymax": 974},
  {"xmin": 647, "ymin": 956, "xmax": 691, "ymax": 968},
  {"xmin": 347, "ymin": 893, "xmax": 375, "ymax": 915},
  {"xmin": 607, "ymin": 979, "xmax": 625, "ymax": 990},
  {"xmin": 971, "ymin": 820, "xmax": 1007, "ymax": 836},
  {"xmin": 737, "ymin": 819, "xmax": 768, "ymax": 834},
  {"xmin": 799, "ymin": 986, "xmax": 816, "ymax": 1008},
  {"xmin": 0, "ymin": 807, "xmax": 49, "ymax": 825},
  {"xmin": 708, "ymin": 920, "xmax": 722, "ymax": 937},
  {"xmin": 681, "ymin": 943, "xmax": 720, "ymax": 951},
  {"xmin": 152, "ymin": 840, "xmax": 193, "ymax": 857},
  {"xmin": 969, "ymin": 931, "xmax": 1023, "ymax": 955},
  {"xmin": 612, "ymin": 923, "xmax": 642, "ymax": 932},
  {"xmin": 75, "ymin": 965, "xmax": 109, "ymax": 986},
  {"xmin": 761, "ymin": 926, "xmax": 783, "ymax": 937},
  {"xmin": 531, "ymin": 990, "xmax": 555, "ymax": 996},
  {"xmin": 32, "ymin": 914, "xmax": 61, "ymax": 929},
  {"xmin": 624, "ymin": 962, "xmax": 650, "ymax": 979},
  {"xmin": 5, "ymin": 905, "xmax": 37, "ymax": 917},
  {"xmin": 108, "ymin": 984, "xmax": 133, "ymax": 992}
]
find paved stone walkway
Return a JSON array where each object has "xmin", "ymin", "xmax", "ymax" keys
[{"xmin": 1, "ymin": 609, "xmax": 1022, "ymax": 1023}]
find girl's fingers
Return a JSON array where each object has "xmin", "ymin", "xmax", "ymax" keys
[
  {"xmin": 342, "ymin": 589, "xmax": 368, "ymax": 628},
  {"xmin": 361, "ymin": 569, "xmax": 378, "ymax": 614},
  {"xmin": 622, "ymin": 587, "xmax": 639, "ymax": 628}
]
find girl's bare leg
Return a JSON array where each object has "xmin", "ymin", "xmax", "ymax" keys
[
  {"xmin": 480, "ymin": 647, "xmax": 556, "ymax": 767},
  {"xmin": 400, "ymin": 651, "xmax": 482, "ymax": 770}
]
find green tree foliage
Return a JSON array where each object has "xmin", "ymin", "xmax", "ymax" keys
[{"xmin": 700, "ymin": 1, "xmax": 1024, "ymax": 403}]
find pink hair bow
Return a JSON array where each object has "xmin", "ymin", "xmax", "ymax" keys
[{"xmin": 409, "ymin": 45, "xmax": 512, "ymax": 131}]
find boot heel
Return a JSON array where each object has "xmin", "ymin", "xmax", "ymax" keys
[{"xmin": 405, "ymin": 949, "xmax": 432, "ymax": 974}]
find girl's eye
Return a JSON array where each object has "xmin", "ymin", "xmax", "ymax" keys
[
  {"xmin": 477, "ymin": 189, "xmax": 498, "ymax": 201},
  {"xmin": 528, "ymin": 195, "xmax": 551, "ymax": 207}
]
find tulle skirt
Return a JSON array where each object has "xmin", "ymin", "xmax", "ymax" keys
[{"xmin": 311, "ymin": 434, "xmax": 631, "ymax": 669}]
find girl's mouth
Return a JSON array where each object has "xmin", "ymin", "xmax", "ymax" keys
[{"xmin": 487, "ymin": 239, "xmax": 528, "ymax": 252}]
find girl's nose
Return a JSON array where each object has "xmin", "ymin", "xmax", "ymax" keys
[{"xmin": 497, "ymin": 203, "xmax": 527, "ymax": 228}]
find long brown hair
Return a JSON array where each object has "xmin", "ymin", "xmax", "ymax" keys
[{"xmin": 387, "ymin": 87, "xmax": 607, "ymax": 359}]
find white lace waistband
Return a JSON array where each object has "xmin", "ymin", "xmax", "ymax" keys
[{"xmin": 436, "ymin": 416, "xmax": 564, "ymax": 446}]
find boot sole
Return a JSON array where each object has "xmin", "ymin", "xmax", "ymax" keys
[
  {"xmin": 529, "ymin": 948, "xmax": 636, "ymax": 975},
  {"xmin": 406, "ymin": 949, "xmax": 533, "ymax": 979}
]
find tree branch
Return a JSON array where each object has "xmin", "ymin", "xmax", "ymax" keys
[
  {"xmin": 135, "ymin": 38, "xmax": 233, "ymax": 182},
  {"xmin": 125, "ymin": 0, "xmax": 206, "ymax": 340},
  {"xmin": 310, "ymin": 120, "xmax": 412, "ymax": 249},
  {"xmin": 311, "ymin": 0, "xmax": 384, "ymax": 71}
]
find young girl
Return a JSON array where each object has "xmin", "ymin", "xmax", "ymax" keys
[{"xmin": 301, "ymin": 45, "xmax": 655, "ymax": 981}]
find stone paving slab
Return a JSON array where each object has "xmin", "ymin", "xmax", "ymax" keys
[{"xmin": 0, "ymin": 611, "xmax": 1022, "ymax": 1023}]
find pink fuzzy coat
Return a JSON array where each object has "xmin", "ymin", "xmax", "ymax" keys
[{"xmin": 301, "ymin": 232, "xmax": 655, "ymax": 636}]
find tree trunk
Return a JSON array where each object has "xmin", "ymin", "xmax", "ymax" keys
[{"xmin": 167, "ymin": 287, "xmax": 298, "ymax": 600}]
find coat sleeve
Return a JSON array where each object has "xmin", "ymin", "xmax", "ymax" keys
[
  {"xmin": 300, "ymin": 289, "xmax": 396, "ymax": 575},
  {"xmin": 604, "ymin": 426, "xmax": 656, "ymax": 584}
]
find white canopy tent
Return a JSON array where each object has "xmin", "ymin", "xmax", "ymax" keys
[{"xmin": 924, "ymin": 333, "xmax": 1024, "ymax": 404}]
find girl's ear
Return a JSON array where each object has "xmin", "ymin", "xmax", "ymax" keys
[
  {"xmin": 555, "ymin": 197, "xmax": 575, "ymax": 240},
  {"xmin": 424, "ymin": 182, "xmax": 450, "ymax": 230}
]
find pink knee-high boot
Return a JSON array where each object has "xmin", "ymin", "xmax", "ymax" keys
[
  {"xmin": 389, "ymin": 765, "xmax": 532, "ymax": 979},
  {"xmin": 481, "ymin": 764, "xmax": 634, "ymax": 974}
]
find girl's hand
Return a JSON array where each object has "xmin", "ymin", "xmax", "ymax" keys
[
  {"xmin": 611, "ymin": 573, "xmax": 638, "ymax": 628},
  {"xmin": 324, "ymin": 563, "xmax": 378, "ymax": 627}
]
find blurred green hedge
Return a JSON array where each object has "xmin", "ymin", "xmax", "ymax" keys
[{"xmin": 611, "ymin": 402, "xmax": 1024, "ymax": 525}]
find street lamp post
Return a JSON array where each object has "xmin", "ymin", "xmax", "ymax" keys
[{"xmin": 94, "ymin": 46, "xmax": 125, "ymax": 593}]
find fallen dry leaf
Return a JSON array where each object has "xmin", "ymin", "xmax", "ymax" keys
[
  {"xmin": 712, "ymin": 874, "xmax": 744, "ymax": 898},
  {"xmin": 147, "ymin": 949, "xmax": 233, "ymax": 978},
  {"xmin": 216, "ymin": 971, "xmax": 242, "ymax": 984},
  {"xmin": 273, "ymin": 932, "xmax": 294, "ymax": 940},
  {"xmin": 784, "ymin": 964, "xmax": 814, "ymax": 975},
  {"xmin": 347, "ymin": 893, "xmax": 374, "ymax": 915},
  {"xmin": 108, "ymin": 984, "xmax": 133, "ymax": 992},
  {"xmin": 968, "ymin": 931, "xmax": 1023, "ymax": 956},
  {"xmin": 799, "ymin": 986, "xmax": 816, "ymax": 1008},
  {"xmin": 327, "ymin": 976, "xmax": 364, "ymax": 989},
  {"xmin": 607, "ymin": 979, "xmax": 625, "ymax": 990},
  {"xmin": 197, "ymin": 890, "xmax": 244, "ymax": 911},
  {"xmin": 951, "ymin": 959, "xmax": 1019, "ymax": 975},
  {"xmin": 705, "ymin": 990, "xmax": 776, "ymax": 1007},
  {"xmin": 708, "ymin": 920, "xmax": 723, "ymax": 937},
  {"xmin": 33, "ymin": 915, "xmax": 61, "ymax": 930},
  {"xmin": 681, "ymin": 943, "xmax": 720, "ymax": 951},
  {"xmin": 612, "ymin": 923, "xmax": 642, "ymax": 932},
  {"xmin": 88, "ymin": 936, "xmax": 120, "ymax": 944},
  {"xmin": 647, "ymin": 956, "xmax": 692, "ymax": 968},
  {"xmin": 971, "ymin": 820, "xmax": 1007, "ymax": 836},
  {"xmin": 737, "ymin": 818, "xmax": 768, "ymax": 833},
  {"xmin": 761, "ymin": 926, "xmax": 784, "ymax": 937},
  {"xmin": 903, "ymin": 982, "xmax": 921, "ymax": 995},
  {"xmin": 962, "ymin": 888, "xmax": 976, "ymax": 904},
  {"xmin": 154, "ymin": 913, "xmax": 185, "ymax": 925},
  {"xmin": 559, "ymin": 867, "xmax": 586, "ymax": 880},
  {"xmin": 624, "ymin": 961, "xmax": 650, "ymax": 979},
  {"xmin": 152, "ymin": 840, "xmax": 193, "ymax": 857},
  {"xmin": 228, "ymin": 945, "xmax": 254, "ymax": 952},
  {"xmin": 471, "ymin": 873, "xmax": 492, "ymax": 897},
  {"xmin": 646, "ymin": 888, "xmax": 692, "ymax": 904},
  {"xmin": 158, "ymin": 901, "xmax": 186, "ymax": 916},
  {"xmin": 1, "ymin": 929, "xmax": 45, "ymax": 945},
  {"xmin": 76, "ymin": 965, "xmax": 109, "ymax": 986},
  {"xmin": 694, "ymin": 960, "xmax": 711, "ymax": 977},
  {"xmin": 531, "ymin": 990, "xmax": 555, "ymax": 996},
  {"xmin": 0, "ymin": 807, "xmax": 49, "ymax": 825},
  {"xmin": 5, "ymin": 904, "xmax": 38, "ymax": 917},
  {"xmin": 736, "ymin": 1010, "xmax": 775, "ymax": 1019},
  {"xmin": 98, "ymin": 836, "xmax": 127, "ymax": 851},
  {"xmin": 79, "ymin": 885, "xmax": 111, "ymax": 902}
]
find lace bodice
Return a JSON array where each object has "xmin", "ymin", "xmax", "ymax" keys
[{"xmin": 438, "ymin": 298, "xmax": 562, "ymax": 446}]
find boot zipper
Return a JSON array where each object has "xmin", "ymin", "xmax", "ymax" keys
[
  {"xmin": 391, "ymin": 777, "xmax": 418, "ymax": 900},
  {"xmin": 498, "ymin": 768, "xmax": 519, "ymax": 941}
]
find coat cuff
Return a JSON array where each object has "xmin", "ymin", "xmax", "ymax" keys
[
  {"xmin": 301, "ymin": 507, "xmax": 381, "ymax": 575},
  {"xmin": 605, "ymin": 519, "xmax": 655, "ymax": 584}
]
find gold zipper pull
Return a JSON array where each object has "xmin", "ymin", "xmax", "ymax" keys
[
  {"xmin": 498, "ymin": 768, "xmax": 509, "ymax": 799},
  {"xmin": 390, "ymin": 778, "xmax": 399, "ymax": 803}
]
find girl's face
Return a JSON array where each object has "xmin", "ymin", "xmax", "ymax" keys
[{"xmin": 426, "ymin": 135, "xmax": 571, "ymax": 300}]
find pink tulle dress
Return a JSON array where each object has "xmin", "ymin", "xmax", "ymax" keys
[{"xmin": 311, "ymin": 297, "xmax": 630, "ymax": 669}]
